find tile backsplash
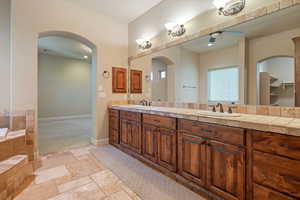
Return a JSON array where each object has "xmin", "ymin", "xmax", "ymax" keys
[{"xmin": 124, "ymin": 100, "xmax": 300, "ymax": 119}]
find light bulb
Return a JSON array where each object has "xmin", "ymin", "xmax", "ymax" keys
[
  {"xmin": 165, "ymin": 22, "xmax": 176, "ymax": 31},
  {"xmin": 213, "ymin": 0, "xmax": 228, "ymax": 9},
  {"xmin": 136, "ymin": 39, "xmax": 144, "ymax": 45}
]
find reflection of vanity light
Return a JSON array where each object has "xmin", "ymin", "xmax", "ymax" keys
[
  {"xmin": 136, "ymin": 38, "xmax": 152, "ymax": 50},
  {"xmin": 165, "ymin": 22, "xmax": 186, "ymax": 37},
  {"xmin": 213, "ymin": 0, "xmax": 246, "ymax": 16}
]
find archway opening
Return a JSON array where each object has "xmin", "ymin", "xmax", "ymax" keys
[
  {"xmin": 37, "ymin": 31, "xmax": 97, "ymax": 154},
  {"xmin": 257, "ymin": 56, "xmax": 295, "ymax": 107},
  {"xmin": 151, "ymin": 56, "xmax": 175, "ymax": 102}
]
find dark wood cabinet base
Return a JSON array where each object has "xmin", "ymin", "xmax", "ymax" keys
[{"xmin": 116, "ymin": 144, "xmax": 223, "ymax": 200}]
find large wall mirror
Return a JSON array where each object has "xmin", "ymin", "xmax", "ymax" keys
[{"xmin": 129, "ymin": 4, "xmax": 300, "ymax": 107}]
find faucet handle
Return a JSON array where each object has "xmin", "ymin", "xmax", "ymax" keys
[{"xmin": 208, "ymin": 104, "xmax": 216, "ymax": 112}]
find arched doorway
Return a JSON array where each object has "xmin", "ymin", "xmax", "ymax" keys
[
  {"xmin": 151, "ymin": 56, "xmax": 175, "ymax": 102},
  {"xmin": 257, "ymin": 56, "xmax": 295, "ymax": 106},
  {"xmin": 37, "ymin": 31, "xmax": 97, "ymax": 154}
]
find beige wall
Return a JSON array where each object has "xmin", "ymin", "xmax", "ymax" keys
[
  {"xmin": 38, "ymin": 54, "xmax": 91, "ymax": 118},
  {"xmin": 0, "ymin": 0, "xmax": 11, "ymax": 112},
  {"xmin": 247, "ymin": 27, "xmax": 300, "ymax": 104},
  {"xmin": 199, "ymin": 45, "xmax": 240, "ymax": 103},
  {"xmin": 131, "ymin": 46, "xmax": 200, "ymax": 102},
  {"xmin": 177, "ymin": 48, "xmax": 199, "ymax": 102},
  {"xmin": 9, "ymin": 0, "xmax": 128, "ymax": 146},
  {"xmin": 129, "ymin": 0, "xmax": 276, "ymax": 57}
]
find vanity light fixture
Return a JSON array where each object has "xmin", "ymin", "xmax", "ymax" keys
[
  {"xmin": 83, "ymin": 55, "xmax": 88, "ymax": 59},
  {"xmin": 165, "ymin": 22, "xmax": 186, "ymax": 37},
  {"xmin": 136, "ymin": 39, "xmax": 152, "ymax": 50},
  {"xmin": 208, "ymin": 31, "xmax": 221, "ymax": 47},
  {"xmin": 213, "ymin": 0, "xmax": 246, "ymax": 16}
]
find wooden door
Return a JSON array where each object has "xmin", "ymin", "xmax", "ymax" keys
[
  {"xmin": 207, "ymin": 141, "xmax": 245, "ymax": 200},
  {"xmin": 178, "ymin": 132, "xmax": 206, "ymax": 186},
  {"xmin": 120, "ymin": 119, "xmax": 129, "ymax": 147},
  {"xmin": 130, "ymin": 70, "xmax": 142, "ymax": 93},
  {"xmin": 112, "ymin": 67, "xmax": 127, "ymax": 93},
  {"xmin": 142, "ymin": 124, "xmax": 158, "ymax": 163},
  {"xmin": 157, "ymin": 128, "xmax": 177, "ymax": 171},
  {"xmin": 127, "ymin": 121, "xmax": 142, "ymax": 154}
]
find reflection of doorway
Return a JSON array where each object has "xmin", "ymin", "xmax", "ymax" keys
[
  {"xmin": 37, "ymin": 34, "xmax": 96, "ymax": 155},
  {"xmin": 257, "ymin": 56, "xmax": 295, "ymax": 106},
  {"xmin": 152, "ymin": 58, "xmax": 168, "ymax": 101}
]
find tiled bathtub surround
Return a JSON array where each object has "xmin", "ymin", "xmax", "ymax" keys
[
  {"xmin": 111, "ymin": 104, "xmax": 300, "ymax": 137},
  {"xmin": 127, "ymin": 100, "xmax": 300, "ymax": 119}
]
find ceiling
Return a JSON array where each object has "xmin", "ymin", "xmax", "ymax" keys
[
  {"xmin": 66, "ymin": 0, "xmax": 164, "ymax": 23},
  {"xmin": 38, "ymin": 36, "xmax": 92, "ymax": 61},
  {"xmin": 182, "ymin": 4, "xmax": 300, "ymax": 54}
]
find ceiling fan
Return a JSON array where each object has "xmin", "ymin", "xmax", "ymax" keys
[{"xmin": 208, "ymin": 30, "xmax": 243, "ymax": 46}]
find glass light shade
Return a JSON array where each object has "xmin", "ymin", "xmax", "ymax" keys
[
  {"xmin": 136, "ymin": 39, "xmax": 144, "ymax": 45},
  {"xmin": 165, "ymin": 22, "xmax": 176, "ymax": 31},
  {"xmin": 213, "ymin": 0, "xmax": 228, "ymax": 9}
]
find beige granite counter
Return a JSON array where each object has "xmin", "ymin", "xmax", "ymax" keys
[{"xmin": 110, "ymin": 105, "xmax": 300, "ymax": 137}]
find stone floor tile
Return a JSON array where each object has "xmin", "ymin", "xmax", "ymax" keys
[
  {"xmin": 35, "ymin": 165, "xmax": 70, "ymax": 184},
  {"xmin": 90, "ymin": 170, "xmax": 119, "ymax": 188},
  {"xmin": 57, "ymin": 176, "xmax": 93, "ymax": 193},
  {"xmin": 38, "ymin": 152, "xmax": 77, "ymax": 171},
  {"xmin": 107, "ymin": 191, "xmax": 133, "ymax": 200},
  {"xmin": 14, "ymin": 181, "xmax": 58, "ymax": 200},
  {"xmin": 49, "ymin": 182, "xmax": 106, "ymax": 200}
]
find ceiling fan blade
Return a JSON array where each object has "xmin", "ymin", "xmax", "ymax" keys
[{"xmin": 222, "ymin": 30, "xmax": 243, "ymax": 34}]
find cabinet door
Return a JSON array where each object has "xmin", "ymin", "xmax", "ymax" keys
[
  {"xmin": 157, "ymin": 128, "xmax": 177, "ymax": 172},
  {"xmin": 120, "ymin": 119, "xmax": 129, "ymax": 147},
  {"xmin": 128, "ymin": 121, "xmax": 142, "ymax": 154},
  {"xmin": 112, "ymin": 67, "xmax": 127, "ymax": 93},
  {"xmin": 142, "ymin": 124, "xmax": 158, "ymax": 163},
  {"xmin": 207, "ymin": 141, "xmax": 245, "ymax": 200},
  {"xmin": 178, "ymin": 132, "xmax": 206, "ymax": 187},
  {"xmin": 130, "ymin": 70, "xmax": 142, "ymax": 93}
]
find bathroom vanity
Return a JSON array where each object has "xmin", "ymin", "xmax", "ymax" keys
[{"xmin": 109, "ymin": 105, "xmax": 300, "ymax": 200}]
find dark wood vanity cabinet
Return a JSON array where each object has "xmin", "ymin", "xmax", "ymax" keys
[
  {"xmin": 109, "ymin": 109, "xmax": 119, "ymax": 146},
  {"xmin": 207, "ymin": 141, "xmax": 245, "ymax": 200},
  {"xmin": 178, "ymin": 119, "xmax": 246, "ymax": 200},
  {"xmin": 109, "ymin": 109, "xmax": 300, "ymax": 200},
  {"xmin": 178, "ymin": 133, "xmax": 207, "ymax": 187},
  {"xmin": 250, "ymin": 130, "xmax": 300, "ymax": 200},
  {"xmin": 119, "ymin": 111, "xmax": 142, "ymax": 154},
  {"xmin": 142, "ymin": 114, "xmax": 177, "ymax": 172}
]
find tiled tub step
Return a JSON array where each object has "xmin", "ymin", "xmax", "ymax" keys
[{"xmin": 0, "ymin": 155, "xmax": 33, "ymax": 200}]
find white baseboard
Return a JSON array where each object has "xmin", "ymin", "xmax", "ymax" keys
[
  {"xmin": 91, "ymin": 137, "xmax": 109, "ymax": 146},
  {"xmin": 39, "ymin": 114, "xmax": 92, "ymax": 122}
]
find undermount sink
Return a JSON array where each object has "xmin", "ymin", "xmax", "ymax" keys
[{"xmin": 196, "ymin": 110, "xmax": 241, "ymax": 117}]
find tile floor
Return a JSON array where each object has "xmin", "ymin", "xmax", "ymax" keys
[
  {"xmin": 15, "ymin": 146, "xmax": 141, "ymax": 200},
  {"xmin": 38, "ymin": 118, "xmax": 92, "ymax": 155}
]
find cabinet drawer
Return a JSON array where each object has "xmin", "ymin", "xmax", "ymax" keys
[
  {"xmin": 254, "ymin": 183, "xmax": 295, "ymax": 200},
  {"xmin": 143, "ymin": 114, "xmax": 176, "ymax": 130},
  {"xmin": 178, "ymin": 119, "xmax": 211, "ymax": 136},
  {"xmin": 252, "ymin": 130, "xmax": 300, "ymax": 161},
  {"xmin": 120, "ymin": 111, "xmax": 141, "ymax": 122},
  {"xmin": 109, "ymin": 109, "xmax": 119, "ymax": 118},
  {"xmin": 179, "ymin": 119, "xmax": 245, "ymax": 146},
  {"xmin": 253, "ymin": 151, "xmax": 300, "ymax": 198},
  {"xmin": 109, "ymin": 117, "xmax": 119, "ymax": 130}
]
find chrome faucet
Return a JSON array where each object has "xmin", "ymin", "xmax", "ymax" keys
[
  {"xmin": 140, "ymin": 99, "xmax": 152, "ymax": 106},
  {"xmin": 216, "ymin": 103, "xmax": 224, "ymax": 113}
]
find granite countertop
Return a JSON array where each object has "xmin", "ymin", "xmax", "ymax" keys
[{"xmin": 110, "ymin": 105, "xmax": 300, "ymax": 137}]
